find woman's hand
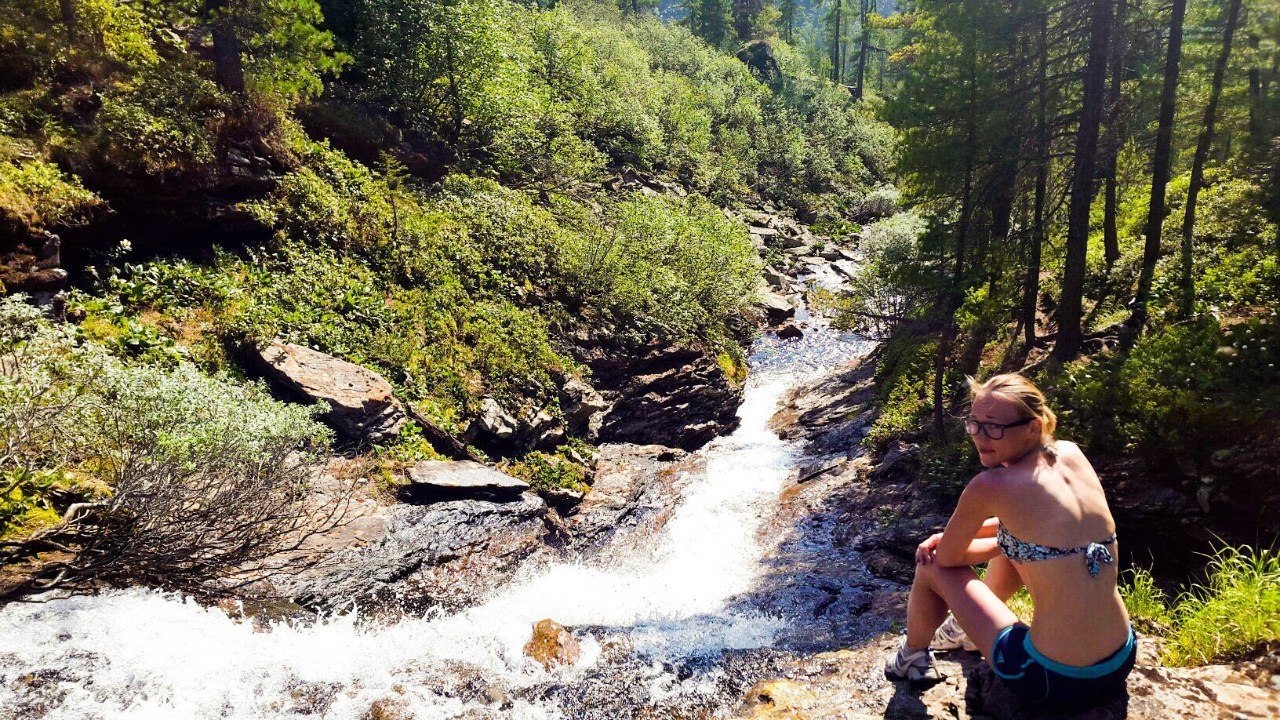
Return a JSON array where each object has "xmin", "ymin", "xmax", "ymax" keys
[{"xmin": 916, "ymin": 532, "xmax": 943, "ymax": 565}]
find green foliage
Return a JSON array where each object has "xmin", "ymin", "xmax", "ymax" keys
[
  {"xmin": 576, "ymin": 192, "xmax": 761, "ymax": 345},
  {"xmin": 833, "ymin": 210, "xmax": 935, "ymax": 337},
  {"xmin": 0, "ymin": 156, "xmax": 101, "ymax": 230},
  {"xmin": 504, "ymin": 450, "xmax": 589, "ymax": 492},
  {"xmin": 374, "ymin": 421, "xmax": 447, "ymax": 465},
  {"xmin": 864, "ymin": 371, "xmax": 929, "ymax": 448},
  {"xmin": 1120, "ymin": 567, "xmax": 1173, "ymax": 635},
  {"xmin": 92, "ymin": 65, "xmax": 227, "ymax": 175},
  {"xmin": 348, "ymin": 0, "xmax": 889, "ymax": 216},
  {"xmin": 1164, "ymin": 545, "xmax": 1280, "ymax": 666},
  {"xmin": 1051, "ymin": 316, "xmax": 1280, "ymax": 453},
  {"xmin": 0, "ymin": 295, "xmax": 332, "ymax": 550}
]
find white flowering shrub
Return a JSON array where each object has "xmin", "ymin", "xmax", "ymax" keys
[{"xmin": 0, "ymin": 295, "xmax": 335, "ymax": 596}]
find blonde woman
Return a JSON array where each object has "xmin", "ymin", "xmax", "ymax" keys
[{"xmin": 884, "ymin": 373, "xmax": 1135, "ymax": 708}]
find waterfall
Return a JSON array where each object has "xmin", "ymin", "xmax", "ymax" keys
[{"xmin": 0, "ymin": 321, "xmax": 872, "ymax": 720}]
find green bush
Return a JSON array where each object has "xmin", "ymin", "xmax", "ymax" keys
[
  {"xmin": 504, "ymin": 450, "xmax": 589, "ymax": 492},
  {"xmin": 574, "ymin": 192, "xmax": 760, "ymax": 345},
  {"xmin": 1051, "ymin": 317, "xmax": 1280, "ymax": 453},
  {"xmin": 0, "ymin": 295, "xmax": 333, "ymax": 593},
  {"xmin": 0, "ymin": 157, "xmax": 101, "ymax": 231}
]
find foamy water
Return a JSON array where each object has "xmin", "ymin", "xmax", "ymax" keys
[{"xmin": 0, "ymin": 316, "xmax": 873, "ymax": 719}]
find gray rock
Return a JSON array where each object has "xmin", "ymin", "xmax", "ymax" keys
[
  {"xmin": 763, "ymin": 266, "xmax": 790, "ymax": 291},
  {"xmin": 832, "ymin": 260, "xmax": 860, "ymax": 279},
  {"xmin": 403, "ymin": 460, "xmax": 530, "ymax": 501},
  {"xmin": 254, "ymin": 340, "xmax": 406, "ymax": 444},
  {"xmin": 279, "ymin": 493, "xmax": 553, "ymax": 613},
  {"xmin": 561, "ymin": 377, "xmax": 610, "ymax": 441},
  {"xmin": 776, "ymin": 322, "xmax": 804, "ymax": 340},
  {"xmin": 477, "ymin": 397, "xmax": 518, "ymax": 439},
  {"xmin": 756, "ymin": 290, "xmax": 796, "ymax": 325}
]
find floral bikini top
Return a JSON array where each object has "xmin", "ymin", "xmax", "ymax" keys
[{"xmin": 997, "ymin": 522, "xmax": 1117, "ymax": 577}]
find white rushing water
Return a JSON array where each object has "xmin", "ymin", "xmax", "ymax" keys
[{"xmin": 0, "ymin": 319, "xmax": 873, "ymax": 720}]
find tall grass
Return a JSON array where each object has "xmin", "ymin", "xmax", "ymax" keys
[
  {"xmin": 1121, "ymin": 545, "xmax": 1280, "ymax": 666},
  {"xmin": 1163, "ymin": 545, "xmax": 1280, "ymax": 666}
]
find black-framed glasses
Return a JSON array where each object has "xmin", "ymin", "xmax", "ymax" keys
[{"xmin": 963, "ymin": 417, "xmax": 1033, "ymax": 440}]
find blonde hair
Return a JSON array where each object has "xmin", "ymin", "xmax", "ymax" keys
[{"xmin": 966, "ymin": 373, "xmax": 1058, "ymax": 457}]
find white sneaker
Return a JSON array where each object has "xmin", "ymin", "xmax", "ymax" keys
[
  {"xmin": 884, "ymin": 641, "xmax": 942, "ymax": 682},
  {"xmin": 931, "ymin": 615, "xmax": 978, "ymax": 652}
]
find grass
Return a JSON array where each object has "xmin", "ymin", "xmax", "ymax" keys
[{"xmin": 1120, "ymin": 545, "xmax": 1280, "ymax": 666}]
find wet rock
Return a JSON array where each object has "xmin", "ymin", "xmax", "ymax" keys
[
  {"xmin": 525, "ymin": 619, "xmax": 582, "ymax": 669},
  {"xmin": 253, "ymin": 340, "xmax": 406, "ymax": 444},
  {"xmin": 755, "ymin": 291, "xmax": 796, "ymax": 325},
  {"xmin": 590, "ymin": 345, "xmax": 743, "ymax": 451},
  {"xmin": 833, "ymin": 260, "xmax": 860, "ymax": 279},
  {"xmin": 401, "ymin": 460, "xmax": 530, "ymax": 502},
  {"xmin": 569, "ymin": 444, "xmax": 704, "ymax": 551},
  {"xmin": 776, "ymin": 323, "xmax": 804, "ymax": 341},
  {"xmin": 276, "ymin": 493, "xmax": 554, "ymax": 613}
]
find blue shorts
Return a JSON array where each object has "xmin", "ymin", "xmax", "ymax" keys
[{"xmin": 991, "ymin": 623, "xmax": 1136, "ymax": 709}]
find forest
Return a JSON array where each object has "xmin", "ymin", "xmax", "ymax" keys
[{"xmin": 0, "ymin": 0, "xmax": 1277, "ymax": 685}]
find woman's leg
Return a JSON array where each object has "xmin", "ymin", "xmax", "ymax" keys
[{"xmin": 906, "ymin": 561, "xmax": 1019, "ymax": 662}]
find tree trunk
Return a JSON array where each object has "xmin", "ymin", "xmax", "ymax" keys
[
  {"xmin": 206, "ymin": 0, "xmax": 247, "ymax": 95},
  {"xmin": 1248, "ymin": 32, "xmax": 1262, "ymax": 146},
  {"xmin": 1179, "ymin": 0, "xmax": 1242, "ymax": 318},
  {"xmin": 1054, "ymin": 0, "xmax": 1113, "ymax": 362},
  {"xmin": 831, "ymin": 0, "xmax": 843, "ymax": 84},
  {"xmin": 934, "ymin": 160, "xmax": 972, "ymax": 445},
  {"xmin": 854, "ymin": 0, "xmax": 870, "ymax": 100},
  {"xmin": 60, "ymin": 0, "xmax": 76, "ymax": 43},
  {"xmin": 1123, "ymin": 0, "xmax": 1186, "ymax": 348},
  {"xmin": 733, "ymin": 0, "xmax": 761, "ymax": 43},
  {"xmin": 1024, "ymin": 8, "xmax": 1049, "ymax": 350},
  {"xmin": 1102, "ymin": 0, "xmax": 1128, "ymax": 267}
]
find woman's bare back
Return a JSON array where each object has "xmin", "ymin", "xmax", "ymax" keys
[{"xmin": 990, "ymin": 442, "xmax": 1131, "ymax": 665}]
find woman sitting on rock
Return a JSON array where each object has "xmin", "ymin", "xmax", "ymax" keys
[{"xmin": 884, "ymin": 373, "xmax": 1136, "ymax": 708}]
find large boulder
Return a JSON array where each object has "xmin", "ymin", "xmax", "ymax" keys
[
  {"xmin": 253, "ymin": 340, "xmax": 406, "ymax": 444},
  {"xmin": 594, "ymin": 346, "xmax": 743, "ymax": 451},
  {"xmin": 276, "ymin": 492, "xmax": 557, "ymax": 613},
  {"xmin": 755, "ymin": 290, "xmax": 796, "ymax": 325},
  {"xmin": 402, "ymin": 460, "xmax": 530, "ymax": 502}
]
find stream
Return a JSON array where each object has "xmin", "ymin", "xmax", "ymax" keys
[{"xmin": 0, "ymin": 307, "xmax": 874, "ymax": 720}]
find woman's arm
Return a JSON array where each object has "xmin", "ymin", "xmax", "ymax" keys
[
  {"xmin": 974, "ymin": 516, "xmax": 1000, "ymax": 539},
  {"xmin": 934, "ymin": 475, "xmax": 999, "ymax": 567}
]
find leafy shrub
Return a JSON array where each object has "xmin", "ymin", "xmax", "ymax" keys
[
  {"xmin": 0, "ymin": 295, "xmax": 335, "ymax": 595},
  {"xmin": 93, "ymin": 65, "xmax": 226, "ymax": 175},
  {"xmin": 834, "ymin": 211, "xmax": 934, "ymax": 337},
  {"xmin": 1051, "ymin": 317, "xmax": 1280, "ymax": 453},
  {"xmin": 566, "ymin": 192, "xmax": 760, "ymax": 345},
  {"xmin": 504, "ymin": 450, "xmax": 589, "ymax": 492},
  {"xmin": 0, "ymin": 157, "xmax": 101, "ymax": 231}
]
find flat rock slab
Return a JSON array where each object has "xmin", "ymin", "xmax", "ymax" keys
[
  {"xmin": 255, "ymin": 340, "xmax": 405, "ymax": 444},
  {"xmin": 736, "ymin": 637, "xmax": 1280, "ymax": 719},
  {"xmin": 402, "ymin": 460, "xmax": 530, "ymax": 502},
  {"xmin": 276, "ymin": 493, "xmax": 553, "ymax": 614}
]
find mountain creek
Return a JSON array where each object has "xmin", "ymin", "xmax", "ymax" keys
[{"xmin": 1, "ymin": 257, "xmax": 1277, "ymax": 720}]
